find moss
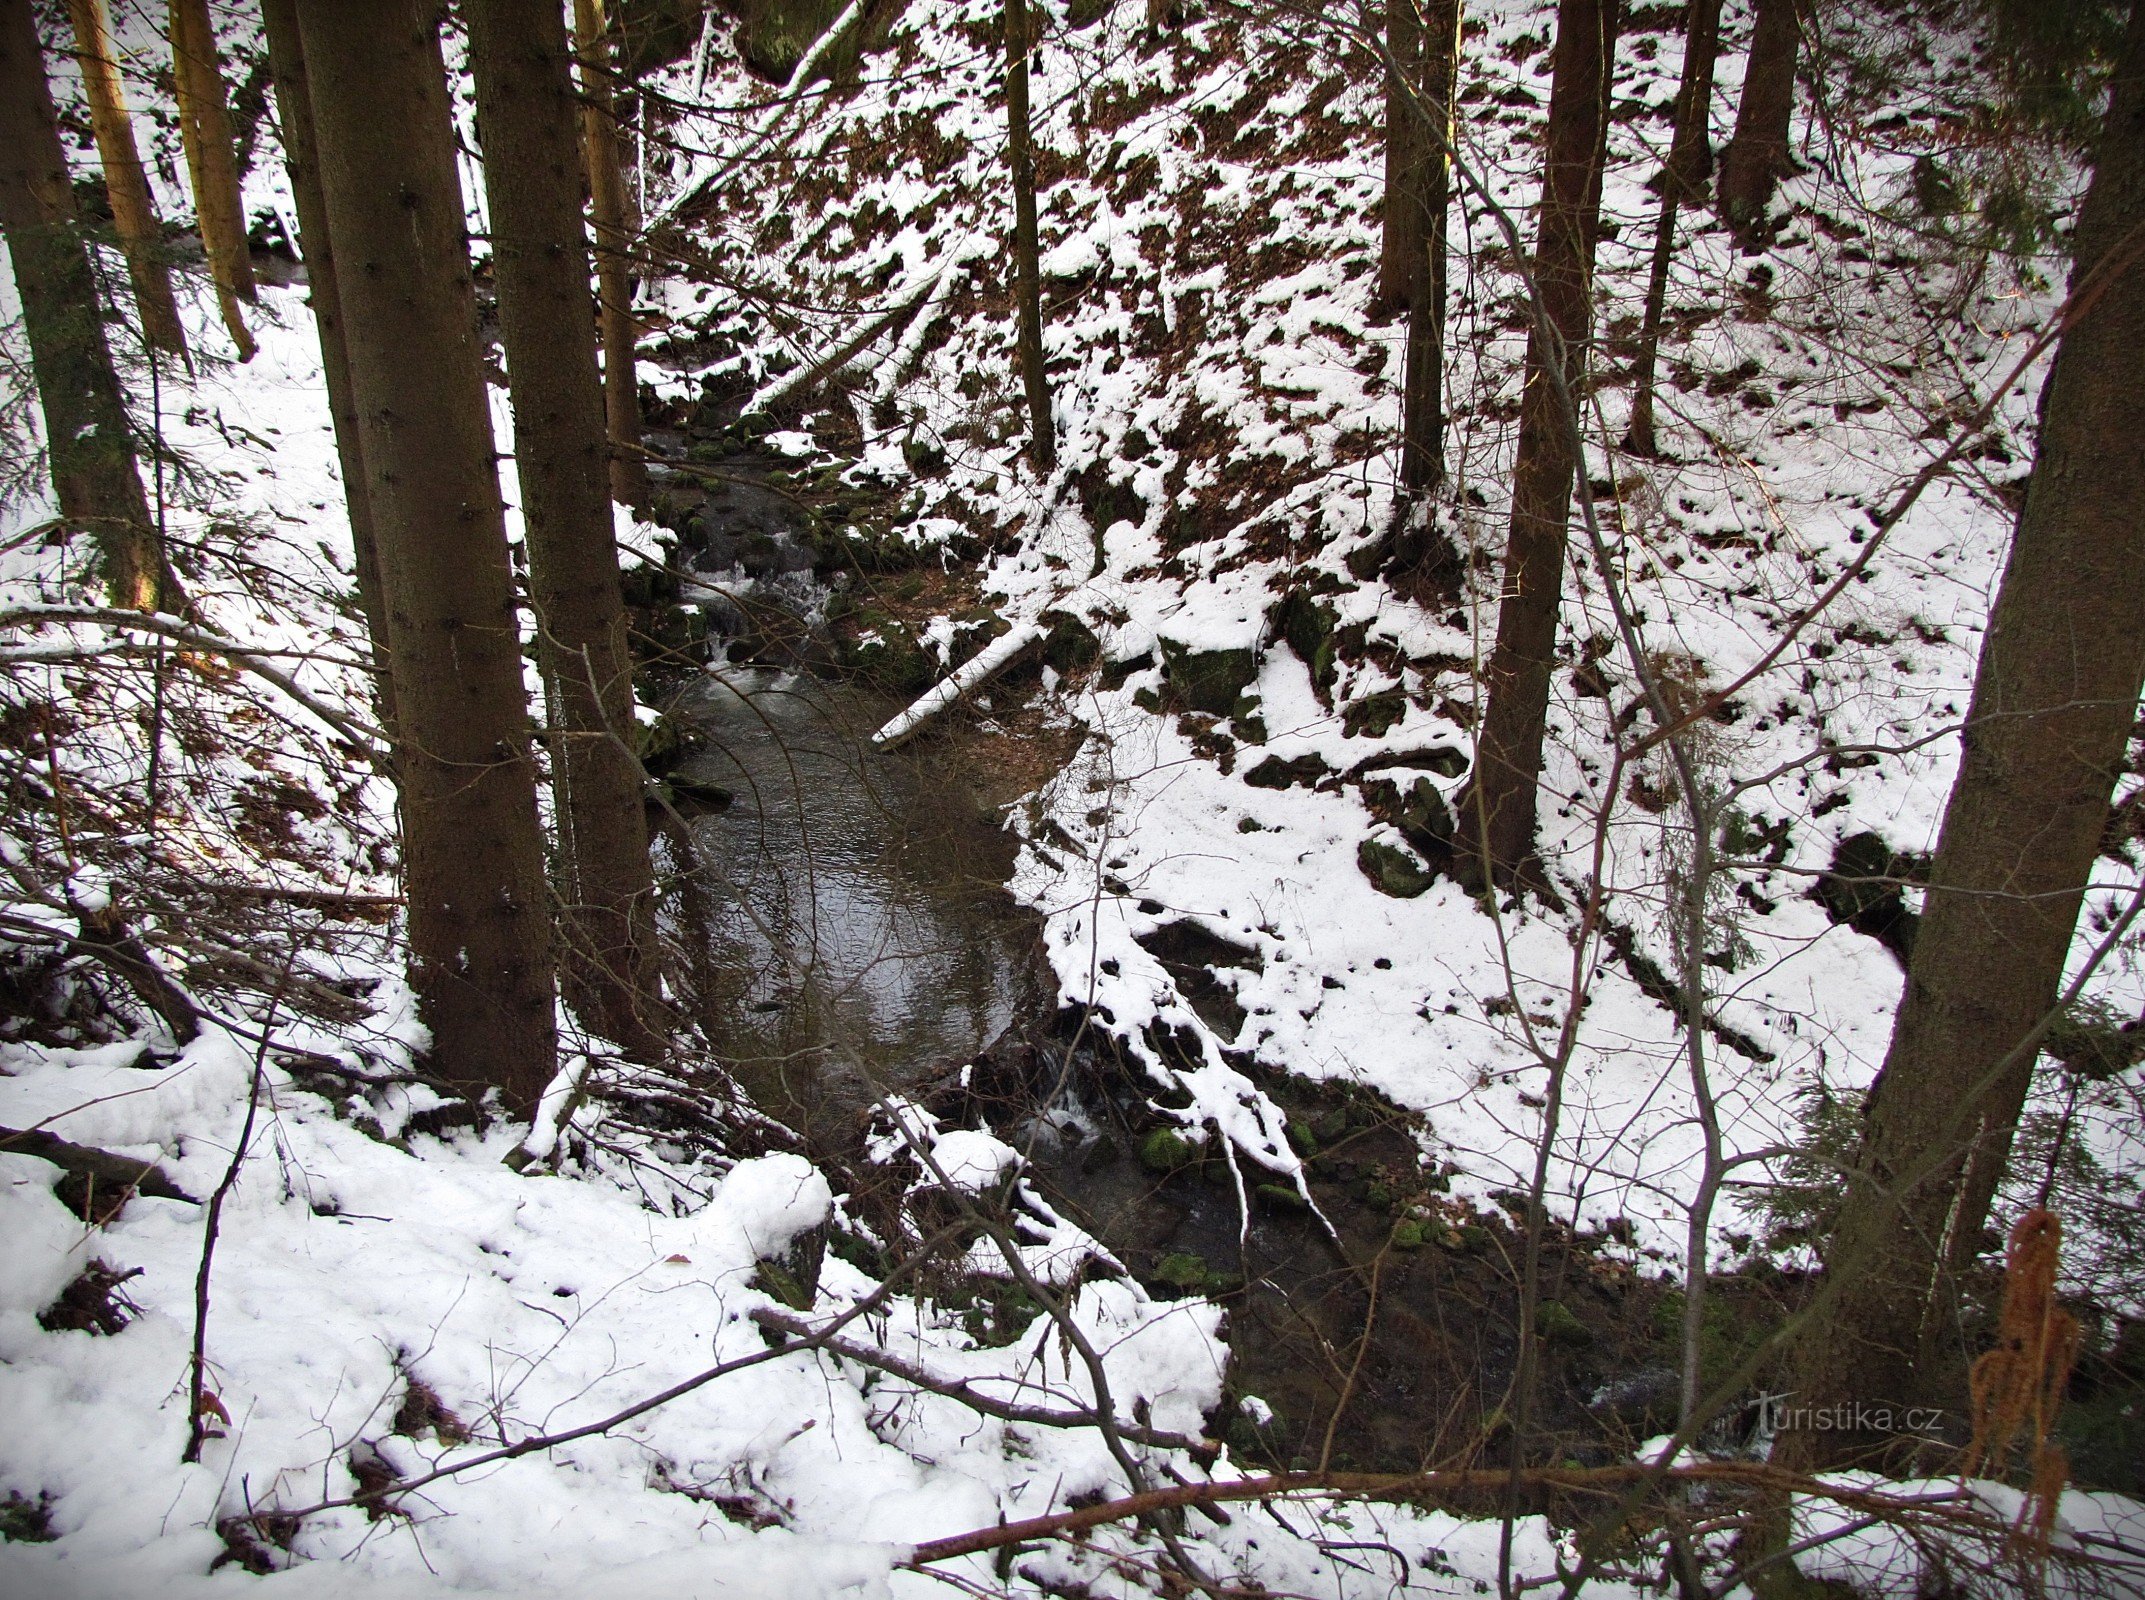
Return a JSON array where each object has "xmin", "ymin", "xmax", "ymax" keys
[
  {"xmin": 1153, "ymin": 1251, "xmax": 1211, "ymax": 1291},
  {"xmin": 1358, "ymin": 838, "xmax": 1433, "ymax": 898},
  {"xmin": 753, "ymin": 1258, "xmax": 811, "ymax": 1311},
  {"xmin": 1255, "ymin": 1181, "xmax": 1310, "ymax": 1212},
  {"xmin": 1342, "ymin": 690, "xmax": 1408, "ymax": 739},
  {"xmin": 1245, "ymin": 752, "xmax": 1328, "ymax": 790},
  {"xmin": 1138, "ymin": 1126, "xmax": 1197, "ymax": 1173},
  {"xmin": 0, "ymin": 1492, "xmax": 54, "ymax": 1544},
  {"xmin": 635, "ymin": 712, "xmax": 703, "ymax": 777},
  {"xmin": 835, "ymin": 609, "xmax": 935, "ymax": 697},
  {"xmin": 1040, "ymin": 609, "xmax": 1101, "ymax": 672},
  {"xmin": 1275, "ymin": 588, "xmax": 1339, "ymax": 699},
  {"xmin": 1538, "ymin": 1299, "xmax": 1592, "ymax": 1346},
  {"xmin": 1391, "ymin": 1219, "xmax": 1427, "ymax": 1250},
  {"xmin": 1160, "ymin": 640, "xmax": 1258, "ymax": 715}
]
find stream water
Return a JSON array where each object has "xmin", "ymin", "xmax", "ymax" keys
[{"xmin": 664, "ymin": 667, "xmax": 1050, "ymax": 1144}]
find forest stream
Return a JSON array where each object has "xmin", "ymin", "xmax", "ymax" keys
[{"xmin": 655, "ymin": 579, "xmax": 1766, "ymax": 1484}]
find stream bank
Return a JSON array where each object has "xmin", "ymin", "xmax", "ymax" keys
[{"xmin": 619, "ymin": 424, "xmax": 1816, "ymax": 1486}]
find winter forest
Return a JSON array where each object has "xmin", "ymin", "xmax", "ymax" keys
[{"xmin": 2, "ymin": 0, "xmax": 2143, "ymax": 1593}]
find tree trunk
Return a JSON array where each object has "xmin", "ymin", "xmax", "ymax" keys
[
  {"xmin": 1007, "ymin": 0, "xmax": 1054, "ymax": 469},
  {"xmin": 168, "ymin": 0, "xmax": 255, "ymax": 359},
  {"xmin": 1377, "ymin": 0, "xmax": 1424, "ymax": 313},
  {"xmin": 0, "ymin": 0, "xmax": 171, "ymax": 614},
  {"xmin": 64, "ymin": 0, "xmax": 188, "ymax": 363},
  {"xmin": 1622, "ymin": 0, "xmax": 1721, "ymax": 457},
  {"xmin": 1464, "ymin": 0, "xmax": 1620, "ymax": 885},
  {"xmin": 1398, "ymin": 0, "xmax": 1461, "ymax": 493},
  {"xmin": 1715, "ymin": 0, "xmax": 1797, "ymax": 248},
  {"xmin": 1781, "ymin": 0, "xmax": 2145, "ymax": 1475},
  {"xmin": 258, "ymin": 0, "xmax": 395, "ymax": 741},
  {"xmin": 466, "ymin": 0, "xmax": 665, "ymax": 1060},
  {"xmin": 572, "ymin": 0, "xmax": 651, "ymax": 510},
  {"xmin": 292, "ymin": 0, "xmax": 558, "ymax": 1112}
]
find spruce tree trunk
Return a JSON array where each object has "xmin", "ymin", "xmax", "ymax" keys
[
  {"xmin": 1464, "ymin": 0, "xmax": 1620, "ymax": 884},
  {"xmin": 168, "ymin": 0, "xmax": 255, "ymax": 359},
  {"xmin": 1377, "ymin": 0, "xmax": 1425, "ymax": 313},
  {"xmin": 259, "ymin": 0, "xmax": 394, "ymax": 740},
  {"xmin": 1622, "ymin": 0, "xmax": 1721, "ymax": 457},
  {"xmin": 1781, "ymin": 0, "xmax": 2145, "ymax": 1475},
  {"xmin": 466, "ymin": 0, "xmax": 665, "ymax": 1060},
  {"xmin": 1715, "ymin": 0, "xmax": 1797, "ymax": 247},
  {"xmin": 573, "ymin": 0, "xmax": 652, "ymax": 511},
  {"xmin": 1398, "ymin": 0, "xmax": 1461, "ymax": 493},
  {"xmin": 0, "ymin": 0, "xmax": 171, "ymax": 614},
  {"xmin": 64, "ymin": 0, "xmax": 188, "ymax": 363},
  {"xmin": 1007, "ymin": 0, "xmax": 1054, "ymax": 469},
  {"xmin": 292, "ymin": 0, "xmax": 558, "ymax": 1112}
]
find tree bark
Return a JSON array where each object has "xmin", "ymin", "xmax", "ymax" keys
[
  {"xmin": 1782, "ymin": 0, "xmax": 2145, "ymax": 1475},
  {"xmin": 1377, "ymin": 0, "xmax": 1425, "ymax": 313},
  {"xmin": 1715, "ymin": 0, "xmax": 1797, "ymax": 248},
  {"xmin": 292, "ymin": 0, "xmax": 558, "ymax": 1112},
  {"xmin": 572, "ymin": 0, "xmax": 651, "ymax": 510},
  {"xmin": 64, "ymin": 0, "xmax": 188, "ymax": 363},
  {"xmin": 258, "ymin": 0, "xmax": 395, "ymax": 741},
  {"xmin": 0, "ymin": 0, "xmax": 171, "ymax": 613},
  {"xmin": 1007, "ymin": 0, "xmax": 1054, "ymax": 469},
  {"xmin": 1398, "ymin": 0, "xmax": 1461, "ymax": 493},
  {"xmin": 1622, "ymin": 0, "xmax": 1721, "ymax": 457},
  {"xmin": 168, "ymin": 0, "xmax": 255, "ymax": 359},
  {"xmin": 1464, "ymin": 0, "xmax": 1620, "ymax": 885},
  {"xmin": 465, "ymin": 0, "xmax": 665, "ymax": 1060}
]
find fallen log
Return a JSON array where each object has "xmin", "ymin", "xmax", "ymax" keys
[
  {"xmin": 872, "ymin": 621, "xmax": 1043, "ymax": 749},
  {"xmin": 1, "ymin": 1123, "xmax": 199, "ymax": 1214}
]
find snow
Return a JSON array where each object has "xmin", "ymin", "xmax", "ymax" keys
[{"xmin": 3, "ymin": 0, "xmax": 2141, "ymax": 1592}]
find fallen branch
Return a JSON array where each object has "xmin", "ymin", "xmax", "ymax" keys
[
  {"xmin": 0, "ymin": 603, "xmax": 389, "ymax": 767},
  {"xmin": 0, "ymin": 904, "xmax": 203, "ymax": 1045},
  {"xmin": 903, "ymin": 1462, "xmax": 2020, "ymax": 1568},
  {"xmin": 240, "ymin": 1225, "xmax": 968, "ymax": 1528},
  {"xmin": 0, "ymin": 1123, "xmax": 198, "ymax": 1204},
  {"xmin": 751, "ymin": 1306, "xmax": 1208, "ymax": 1451},
  {"xmin": 746, "ymin": 278, "xmax": 941, "ymax": 415}
]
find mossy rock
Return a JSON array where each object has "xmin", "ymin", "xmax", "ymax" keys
[
  {"xmin": 1358, "ymin": 838, "xmax": 1433, "ymax": 898},
  {"xmin": 1391, "ymin": 1218, "xmax": 1427, "ymax": 1250},
  {"xmin": 618, "ymin": 561, "xmax": 681, "ymax": 611},
  {"xmin": 1255, "ymin": 1181, "xmax": 1310, "ymax": 1212},
  {"xmin": 1538, "ymin": 1299, "xmax": 1592, "ymax": 1346},
  {"xmin": 1139, "ymin": 1127, "xmax": 1197, "ymax": 1173},
  {"xmin": 1275, "ymin": 588, "xmax": 1339, "ymax": 699},
  {"xmin": 902, "ymin": 434, "xmax": 948, "ymax": 477},
  {"xmin": 1342, "ymin": 690, "xmax": 1408, "ymax": 739},
  {"xmin": 635, "ymin": 712, "xmax": 701, "ymax": 777},
  {"xmin": 1363, "ymin": 776, "xmax": 1454, "ymax": 858},
  {"xmin": 0, "ymin": 1492, "xmax": 55, "ymax": 1544},
  {"xmin": 1160, "ymin": 640, "xmax": 1258, "ymax": 716},
  {"xmin": 1153, "ymin": 1251, "xmax": 1211, "ymax": 1291},
  {"xmin": 662, "ymin": 775, "xmax": 734, "ymax": 811},
  {"xmin": 1244, "ymin": 752, "xmax": 1328, "ymax": 790},
  {"xmin": 1040, "ymin": 609, "xmax": 1102, "ymax": 672},
  {"xmin": 837, "ymin": 611, "xmax": 936, "ymax": 697}
]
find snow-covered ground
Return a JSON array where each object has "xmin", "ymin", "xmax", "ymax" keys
[{"xmin": 3, "ymin": 0, "xmax": 2142, "ymax": 1593}]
